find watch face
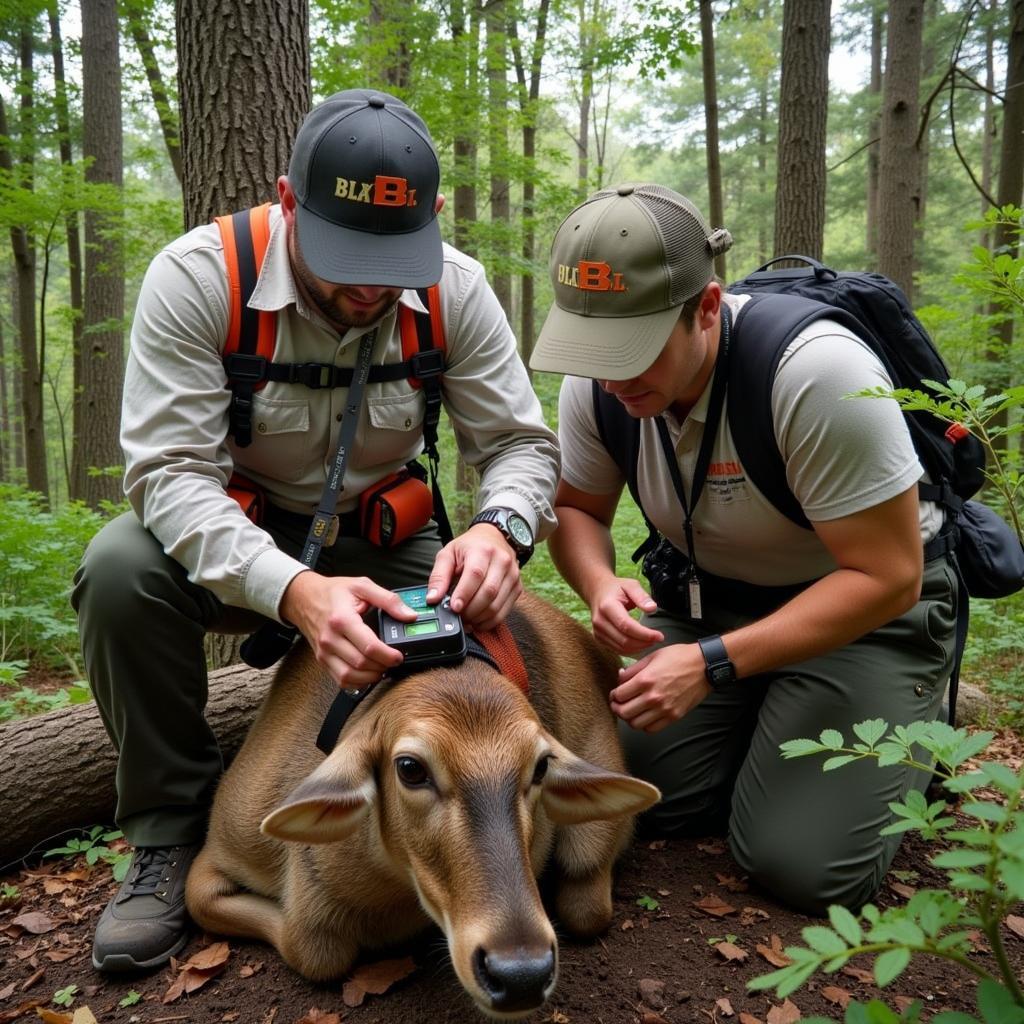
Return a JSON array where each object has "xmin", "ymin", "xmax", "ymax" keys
[{"xmin": 507, "ymin": 513, "xmax": 533, "ymax": 547}]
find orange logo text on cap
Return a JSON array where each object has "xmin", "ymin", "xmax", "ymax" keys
[
  {"xmin": 557, "ymin": 261, "xmax": 626, "ymax": 292},
  {"xmin": 335, "ymin": 175, "xmax": 418, "ymax": 207}
]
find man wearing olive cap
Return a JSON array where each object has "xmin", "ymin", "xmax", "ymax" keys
[
  {"xmin": 531, "ymin": 183, "xmax": 956, "ymax": 914},
  {"xmin": 73, "ymin": 90, "xmax": 558, "ymax": 970}
]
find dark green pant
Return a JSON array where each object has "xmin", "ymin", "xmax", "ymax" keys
[
  {"xmin": 620, "ymin": 557, "xmax": 958, "ymax": 914},
  {"xmin": 71, "ymin": 509, "xmax": 441, "ymax": 847}
]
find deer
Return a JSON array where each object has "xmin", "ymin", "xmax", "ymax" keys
[{"xmin": 185, "ymin": 592, "xmax": 660, "ymax": 1019}]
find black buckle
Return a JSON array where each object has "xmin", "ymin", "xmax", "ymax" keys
[
  {"xmin": 224, "ymin": 353, "xmax": 268, "ymax": 383},
  {"xmin": 294, "ymin": 363, "xmax": 335, "ymax": 389},
  {"xmin": 410, "ymin": 349, "xmax": 446, "ymax": 379}
]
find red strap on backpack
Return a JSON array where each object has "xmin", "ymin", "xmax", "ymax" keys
[{"xmin": 216, "ymin": 202, "xmax": 276, "ymax": 372}]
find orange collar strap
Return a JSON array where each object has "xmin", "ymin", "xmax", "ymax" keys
[{"xmin": 472, "ymin": 623, "xmax": 529, "ymax": 694}]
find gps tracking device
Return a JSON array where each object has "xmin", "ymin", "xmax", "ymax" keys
[{"xmin": 377, "ymin": 585, "xmax": 467, "ymax": 668}]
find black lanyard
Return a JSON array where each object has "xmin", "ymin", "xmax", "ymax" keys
[
  {"xmin": 240, "ymin": 329, "xmax": 378, "ymax": 669},
  {"xmin": 301, "ymin": 329, "xmax": 377, "ymax": 567},
  {"xmin": 653, "ymin": 306, "xmax": 732, "ymax": 618}
]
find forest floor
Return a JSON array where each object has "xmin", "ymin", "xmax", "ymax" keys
[{"xmin": 1, "ymin": 727, "xmax": 1022, "ymax": 1024}]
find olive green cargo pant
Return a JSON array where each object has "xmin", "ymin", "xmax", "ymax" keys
[
  {"xmin": 71, "ymin": 509, "xmax": 442, "ymax": 848},
  {"xmin": 619, "ymin": 557, "xmax": 958, "ymax": 914}
]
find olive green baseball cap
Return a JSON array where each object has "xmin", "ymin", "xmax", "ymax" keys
[{"xmin": 530, "ymin": 184, "xmax": 732, "ymax": 380}]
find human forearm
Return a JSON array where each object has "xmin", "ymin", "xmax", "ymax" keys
[{"xmin": 548, "ymin": 505, "xmax": 619, "ymax": 604}]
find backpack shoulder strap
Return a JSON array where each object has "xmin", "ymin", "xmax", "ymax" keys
[
  {"xmin": 217, "ymin": 203, "xmax": 276, "ymax": 447},
  {"xmin": 729, "ymin": 292, "xmax": 866, "ymax": 530},
  {"xmin": 591, "ymin": 380, "xmax": 659, "ymax": 560},
  {"xmin": 398, "ymin": 284, "xmax": 452, "ymax": 544}
]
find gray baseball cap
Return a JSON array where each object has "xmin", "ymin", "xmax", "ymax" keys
[
  {"xmin": 530, "ymin": 184, "xmax": 732, "ymax": 380},
  {"xmin": 288, "ymin": 89, "xmax": 442, "ymax": 287}
]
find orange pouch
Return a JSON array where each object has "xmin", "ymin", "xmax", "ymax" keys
[
  {"xmin": 360, "ymin": 469, "xmax": 433, "ymax": 547},
  {"xmin": 227, "ymin": 472, "xmax": 266, "ymax": 525}
]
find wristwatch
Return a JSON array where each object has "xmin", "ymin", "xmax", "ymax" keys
[
  {"xmin": 469, "ymin": 507, "xmax": 535, "ymax": 567},
  {"xmin": 697, "ymin": 635, "xmax": 737, "ymax": 688}
]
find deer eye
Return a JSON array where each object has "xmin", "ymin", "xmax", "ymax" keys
[
  {"xmin": 395, "ymin": 756, "xmax": 431, "ymax": 788},
  {"xmin": 531, "ymin": 755, "xmax": 551, "ymax": 787}
]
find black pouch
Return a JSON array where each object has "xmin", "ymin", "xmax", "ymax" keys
[{"xmin": 954, "ymin": 500, "xmax": 1024, "ymax": 599}]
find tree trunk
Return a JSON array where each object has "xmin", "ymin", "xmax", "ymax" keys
[
  {"xmin": 866, "ymin": 1, "xmax": 884, "ymax": 260},
  {"xmin": 576, "ymin": 0, "xmax": 593, "ymax": 200},
  {"xmin": 124, "ymin": 0, "xmax": 183, "ymax": 184},
  {"xmin": 877, "ymin": 0, "xmax": 923, "ymax": 301},
  {"xmin": 177, "ymin": 0, "xmax": 310, "ymax": 667},
  {"xmin": 914, "ymin": 0, "xmax": 938, "ymax": 270},
  {"xmin": 2, "ymin": 28, "xmax": 49, "ymax": 501},
  {"xmin": 486, "ymin": 0, "xmax": 512, "ymax": 319},
  {"xmin": 368, "ymin": 0, "xmax": 412, "ymax": 90},
  {"xmin": 0, "ymin": 293, "xmax": 7, "ymax": 480},
  {"xmin": 0, "ymin": 663, "xmax": 274, "ymax": 868},
  {"xmin": 986, "ymin": 0, "xmax": 1024, "ymax": 450},
  {"xmin": 979, "ymin": 0, "xmax": 996, "ymax": 252},
  {"xmin": 700, "ymin": 0, "xmax": 726, "ymax": 279},
  {"xmin": 510, "ymin": 0, "xmax": 551, "ymax": 374},
  {"xmin": 773, "ymin": 0, "xmax": 831, "ymax": 261},
  {"xmin": 450, "ymin": 0, "xmax": 480, "ymax": 260},
  {"xmin": 73, "ymin": 0, "xmax": 126, "ymax": 509},
  {"xmin": 49, "ymin": 1, "xmax": 87, "ymax": 500},
  {"xmin": 176, "ymin": 0, "xmax": 311, "ymax": 229}
]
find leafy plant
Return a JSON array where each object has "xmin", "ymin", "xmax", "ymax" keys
[
  {"xmin": 119, "ymin": 991, "xmax": 142, "ymax": 1008},
  {"xmin": 747, "ymin": 719, "xmax": 1023, "ymax": 1023},
  {"xmin": 46, "ymin": 825, "xmax": 133, "ymax": 882},
  {"xmin": 635, "ymin": 893, "xmax": 660, "ymax": 911},
  {"xmin": 52, "ymin": 984, "xmax": 77, "ymax": 1007}
]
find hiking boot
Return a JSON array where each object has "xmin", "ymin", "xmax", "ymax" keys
[{"xmin": 92, "ymin": 844, "xmax": 199, "ymax": 971}]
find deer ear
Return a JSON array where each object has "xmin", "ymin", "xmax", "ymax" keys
[
  {"xmin": 261, "ymin": 731, "xmax": 377, "ymax": 844},
  {"xmin": 540, "ymin": 738, "xmax": 660, "ymax": 825}
]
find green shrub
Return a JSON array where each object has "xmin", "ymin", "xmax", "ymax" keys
[{"xmin": 0, "ymin": 484, "xmax": 113, "ymax": 669}]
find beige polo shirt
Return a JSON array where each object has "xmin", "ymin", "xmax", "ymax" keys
[
  {"xmin": 558, "ymin": 294, "xmax": 942, "ymax": 586},
  {"xmin": 121, "ymin": 205, "xmax": 559, "ymax": 621}
]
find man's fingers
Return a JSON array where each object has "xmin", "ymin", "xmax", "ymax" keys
[
  {"xmin": 351, "ymin": 576, "xmax": 418, "ymax": 621},
  {"xmin": 621, "ymin": 579, "xmax": 658, "ymax": 614},
  {"xmin": 426, "ymin": 547, "xmax": 457, "ymax": 605}
]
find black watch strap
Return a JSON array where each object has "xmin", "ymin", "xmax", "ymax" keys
[{"xmin": 697, "ymin": 634, "xmax": 737, "ymax": 688}]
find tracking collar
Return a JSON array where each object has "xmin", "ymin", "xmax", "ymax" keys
[{"xmin": 314, "ymin": 636, "xmax": 499, "ymax": 754}]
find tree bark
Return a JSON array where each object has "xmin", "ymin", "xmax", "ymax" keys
[
  {"xmin": 48, "ymin": 1, "xmax": 86, "ymax": 500},
  {"xmin": 985, "ymin": 0, "xmax": 1024, "ymax": 449},
  {"xmin": 866, "ymin": 1, "xmax": 884, "ymax": 260},
  {"xmin": 510, "ymin": 0, "xmax": 551, "ymax": 374},
  {"xmin": 979, "ymin": 0, "xmax": 996, "ymax": 251},
  {"xmin": 576, "ymin": 0, "xmax": 593, "ymax": 200},
  {"xmin": 74, "ymin": 0, "xmax": 126, "ymax": 508},
  {"xmin": 176, "ymin": 0, "xmax": 310, "ymax": 229},
  {"xmin": 486, "ymin": 0, "xmax": 512, "ymax": 319},
  {"xmin": 773, "ymin": 0, "xmax": 831, "ymax": 261},
  {"xmin": 450, "ymin": 0, "xmax": 480, "ymax": 260},
  {"xmin": 700, "ymin": 0, "xmax": 726, "ymax": 279},
  {"xmin": 1, "ymin": 28, "xmax": 49, "ymax": 501},
  {"xmin": 0, "ymin": 663, "xmax": 274, "ymax": 868},
  {"xmin": 877, "ymin": 0, "xmax": 924, "ymax": 301},
  {"xmin": 368, "ymin": 0, "xmax": 411, "ymax": 91}
]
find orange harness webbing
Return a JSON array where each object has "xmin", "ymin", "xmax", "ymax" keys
[{"xmin": 474, "ymin": 623, "xmax": 529, "ymax": 694}]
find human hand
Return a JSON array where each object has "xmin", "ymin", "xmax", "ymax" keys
[
  {"xmin": 609, "ymin": 643, "xmax": 711, "ymax": 733},
  {"xmin": 280, "ymin": 571, "xmax": 417, "ymax": 689},
  {"xmin": 425, "ymin": 523, "xmax": 522, "ymax": 631},
  {"xmin": 588, "ymin": 576, "xmax": 664, "ymax": 655}
]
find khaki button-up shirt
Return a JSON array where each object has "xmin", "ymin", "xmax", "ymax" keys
[{"xmin": 121, "ymin": 205, "xmax": 559, "ymax": 622}]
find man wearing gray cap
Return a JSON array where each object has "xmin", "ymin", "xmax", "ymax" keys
[
  {"xmin": 73, "ymin": 90, "xmax": 558, "ymax": 970},
  {"xmin": 531, "ymin": 184, "xmax": 956, "ymax": 913}
]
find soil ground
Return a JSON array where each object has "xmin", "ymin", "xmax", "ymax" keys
[{"xmin": 2, "ymin": 754, "xmax": 1022, "ymax": 1024}]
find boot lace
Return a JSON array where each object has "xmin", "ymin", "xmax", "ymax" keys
[{"xmin": 124, "ymin": 846, "xmax": 178, "ymax": 899}]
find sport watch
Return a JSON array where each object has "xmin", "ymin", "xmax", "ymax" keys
[
  {"xmin": 469, "ymin": 507, "xmax": 535, "ymax": 567},
  {"xmin": 697, "ymin": 634, "xmax": 737, "ymax": 688}
]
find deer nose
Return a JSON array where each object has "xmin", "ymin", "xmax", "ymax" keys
[{"xmin": 473, "ymin": 945, "xmax": 556, "ymax": 1013}]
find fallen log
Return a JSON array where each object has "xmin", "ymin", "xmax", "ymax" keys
[{"xmin": 0, "ymin": 662, "xmax": 274, "ymax": 870}]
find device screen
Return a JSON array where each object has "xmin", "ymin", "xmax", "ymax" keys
[{"xmin": 405, "ymin": 619, "xmax": 440, "ymax": 637}]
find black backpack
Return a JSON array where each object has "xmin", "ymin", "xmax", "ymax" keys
[{"xmin": 592, "ymin": 255, "xmax": 1024, "ymax": 721}]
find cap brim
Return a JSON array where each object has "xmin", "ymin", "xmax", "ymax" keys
[
  {"xmin": 529, "ymin": 302, "xmax": 681, "ymax": 380},
  {"xmin": 295, "ymin": 203, "xmax": 443, "ymax": 288}
]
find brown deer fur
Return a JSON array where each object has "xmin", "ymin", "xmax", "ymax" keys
[{"xmin": 186, "ymin": 593, "xmax": 659, "ymax": 1018}]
